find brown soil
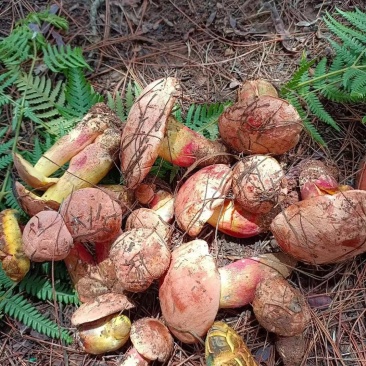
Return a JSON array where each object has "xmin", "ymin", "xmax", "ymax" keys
[{"xmin": 1, "ymin": 0, "xmax": 366, "ymax": 365}]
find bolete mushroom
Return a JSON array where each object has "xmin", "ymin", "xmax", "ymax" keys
[
  {"xmin": 159, "ymin": 239, "xmax": 220, "ymax": 343},
  {"xmin": 218, "ymin": 96, "xmax": 303, "ymax": 155},
  {"xmin": 42, "ymin": 127, "xmax": 121, "ymax": 203},
  {"xmin": 120, "ymin": 77, "xmax": 180, "ymax": 189},
  {"xmin": 60, "ymin": 187, "xmax": 122, "ymax": 244},
  {"xmin": 0, "ymin": 209, "xmax": 30, "ymax": 281},
  {"xmin": 109, "ymin": 228, "xmax": 171, "ymax": 292},
  {"xmin": 252, "ymin": 276, "xmax": 311, "ymax": 337},
  {"xmin": 174, "ymin": 164, "xmax": 233, "ymax": 236},
  {"xmin": 22, "ymin": 210, "xmax": 73, "ymax": 262},
  {"xmin": 119, "ymin": 318, "xmax": 174, "ymax": 366},
  {"xmin": 71, "ymin": 293, "xmax": 134, "ymax": 354},
  {"xmin": 12, "ymin": 103, "xmax": 119, "ymax": 189},
  {"xmin": 270, "ymin": 189, "xmax": 366, "ymax": 264},
  {"xmin": 237, "ymin": 79, "xmax": 278, "ymax": 103},
  {"xmin": 232, "ymin": 155, "xmax": 287, "ymax": 214}
]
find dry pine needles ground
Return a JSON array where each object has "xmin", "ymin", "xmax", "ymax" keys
[{"xmin": 0, "ymin": 0, "xmax": 366, "ymax": 365}]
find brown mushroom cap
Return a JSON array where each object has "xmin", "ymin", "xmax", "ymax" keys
[
  {"xmin": 270, "ymin": 189, "xmax": 366, "ymax": 264},
  {"xmin": 130, "ymin": 318, "xmax": 174, "ymax": 362},
  {"xmin": 252, "ymin": 276, "xmax": 311, "ymax": 337},
  {"xmin": 60, "ymin": 187, "xmax": 122, "ymax": 243},
  {"xmin": 232, "ymin": 155, "xmax": 287, "ymax": 214},
  {"xmin": 120, "ymin": 77, "xmax": 180, "ymax": 189},
  {"xmin": 22, "ymin": 210, "xmax": 73, "ymax": 262},
  {"xmin": 71, "ymin": 292, "xmax": 135, "ymax": 326},
  {"xmin": 174, "ymin": 164, "xmax": 233, "ymax": 237},
  {"xmin": 109, "ymin": 228, "xmax": 171, "ymax": 292},
  {"xmin": 159, "ymin": 239, "xmax": 220, "ymax": 343},
  {"xmin": 218, "ymin": 96, "xmax": 303, "ymax": 155},
  {"xmin": 125, "ymin": 208, "xmax": 171, "ymax": 241}
]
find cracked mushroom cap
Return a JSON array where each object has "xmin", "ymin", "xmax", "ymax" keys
[
  {"xmin": 109, "ymin": 228, "xmax": 171, "ymax": 292},
  {"xmin": 159, "ymin": 239, "xmax": 220, "ymax": 343},
  {"xmin": 60, "ymin": 187, "xmax": 122, "ymax": 243},
  {"xmin": 120, "ymin": 77, "xmax": 180, "ymax": 189},
  {"xmin": 174, "ymin": 164, "xmax": 233, "ymax": 237},
  {"xmin": 22, "ymin": 210, "xmax": 73, "ymax": 262},
  {"xmin": 232, "ymin": 155, "xmax": 287, "ymax": 214},
  {"xmin": 129, "ymin": 318, "xmax": 174, "ymax": 362}
]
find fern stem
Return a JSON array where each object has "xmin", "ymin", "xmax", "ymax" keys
[
  {"xmin": 293, "ymin": 64, "xmax": 366, "ymax": 90},
  {"xmin": 0, "ymin": 40, "xmax": 38, "ymax": 203}
]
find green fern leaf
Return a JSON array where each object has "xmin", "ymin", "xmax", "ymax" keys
[
  {"xmin": 0, "ymin": 290, "xmax": 73, "ymax": 343},
  {"xmin": 313, "ymin": 58, "xmax": 328, "ymax": 89},
  {"xmin": 61, "ymin": 68, "xmax": 103, "ymax": 118},
  {"xmin": 21, "ymin": 10, "xmax": 68, "ymax": 31},
  {"xmin": 125, "ymin": 81, "xmax": 136, "ymax": 114},
  {"xmin": 303, "ymin": 92, "xmax": 340, "ymax": 131},
  {"xmin": 0, "ymin": 264, "xmax": 16, "ymax": 289},
  {"xmin": 0, "ymin": 155, "xmax": 13, "ymax": 170},
  {"xmin": 0, "ymin": 28, "xmax": 32, "ymax": 66},
  {"xmin": 43, "ymin": 44, "xmax": 91, "ymax": 72},
  {"xmin": 107, "ymin": 91, "xmax": 126, "ymax": 121}
]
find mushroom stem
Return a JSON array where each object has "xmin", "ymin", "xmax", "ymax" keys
[
  {"xmin": 34, "ymin": 103, "xmax": 120, "ymax": 177},
  {"xmin": 120, "ymin": 348, "xmax": 149, "ymax": 366},
  {"xmin": 207, "ymin": 200, "xmax": 263, "ymax": 238},
  {"xmin": 42, "ymin": 128, "xmax": 121, "ymax": 203},
  {"xmin": 219, "ymin": 253, "xmax": 296, "ymax": 308},
  {"xmin": 158, "ymin": 116, "xmax": 232, "ymax": 167}
]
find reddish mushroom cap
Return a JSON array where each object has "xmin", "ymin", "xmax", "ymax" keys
[
  {"xmin": 218, "ymin": 96, "xmax": 303, "ymax": 155},
  {"xmin": 130, "ymin": 318, "xmax": 174, "ymax": 362},
  {"xmin": 109, "ymin": 228, "xmax": 171, "ymax": 292},
  {"xmin": 232, "ymin": 155, "xmax": 287, "ymax": 214},
  {"xmin": 22, "ymin": 210, "xmax": 73, "ymax": 262},
  {"xmin": 159, "ymin": 239, "xmax": 220, "ymax": 343},
  {"xmin": 174, "ymin": 164, "xmax": 233, "ymax": 236},
  {"xmin": 120, "ymin": 77, "xmax": 180, "ymax": 189},
  {"xmin": 60, "ymin": 187, "xmax": 122, "ymax": 243},
  {"xmin": 71, "ymin": 292, "xmax": 135, "ymax": 326}
]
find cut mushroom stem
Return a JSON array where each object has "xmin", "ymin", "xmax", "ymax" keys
[
  {"xmin": 158, "ymin": 116, "xmax": 232, "ymax": 167},
  {"xmin": 42, "ymin": 128, "xmax": 121, "ymax": 203},
  {"xmin": 118, "ymin": 318, "xmax": 174, "ymax": 366},
  {"xmin": 34, "ymin": 103, "xmax": 120, "ymax": 177}
]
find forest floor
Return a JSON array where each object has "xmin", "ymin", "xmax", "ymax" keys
[{"xmin": 0, "ymin": 0, "xmax": 366, "ymax": 365}]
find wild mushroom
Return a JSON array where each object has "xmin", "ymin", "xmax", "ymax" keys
[
  {"xmin": 252, "ymin": 276, "xmax": 311, "ymax": 337},
  {"xmin": 237, "ymin": 79, "xmax": 278, "ymax": 103},
  {"xmin": 232, "ymin": 155, "xmax": 287, "ymax": 214},
  {"xmin": 218, "ymin": 96, "xmax": 303, "ymax": 155},
  {"xmin": 13, "ymin": 103, "xmax": 120, "ymax": 189},
  {"xmin": 119, "ymin": 318, "xmax": 174, "ymax": 366},
  {"xmin": 270, "ymin": 189, "xmax": 366, "ymax": 264},
  {"xmin": 0, "ymin": 209, "xmax": 30, "ymax": 281},
  {"xmin": 71, "ymin": 293, "xmax": 134, "ymax": 354},
  {"xmin": 125, "ymin": 208, "xmax": 171, "ymax": 242},
  {"xmin": 219, "ymin": 253, "xmax": 296, "ymax": 309},
  {"xmin": 120, "ymin": 77, "xmax": 180, "ymax": 189},
  {"xmin": 174, "ymin": 164, "xmax": 233, "ymax": 237},
  {"xmin": 60, "ymin": 187, "xmax": 122, "ymax": 244},
  {"xmin": 205, "ymin": 321, "xmax": 258, "ymax": 366},
  {"xmin": 13, "ymin": 181, "xmax": 60, "ymax": 217},
  {"xmin": 22, "ymin": 210, "xmax": 73, "ymax": 262},
  {"xmin": 109, "ymin": 228, "xmax": 171, "ymax": 292},
  {"xmin": 158, "ymin": 115, "xmax": 232, "ymax": 167},
  {"xmin": 42, "ymin": 127, "xmax": 121, "ymax": 203},
  {"xmin": 159, "ymin": 239, "xmax": 221, "ymax": 343},
  {"xmin": 207, "ymin": 200, "xmax": 263, "ymax": 238}
]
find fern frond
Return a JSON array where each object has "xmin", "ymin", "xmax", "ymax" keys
[
  {"xmin": 19, "ymin": 273, "xmax": 79, "ymax": 305},
  {"xmin": 303, "ymin": 92, "xmax": 340, "ymax": 131},
  {"xmin": 20, "ymin": 10, "xmax": 68, "ymax": 31},
  {"xmin": 0, "ymin": 28, "xmax": 32, "ymax": 66},
  {"xmin": 61, "ymin": 68, "xmax": 103, "ymax": 118},
  {"xmin": 43, "ymin": 44, "xmax": 91, "ymax": 72},
  {"xmin": 0, "ymin": 155, "xmax": 13, "ymax": 170},
  {"xmin": 0, "ymin": 264, "xmax": 16, "ymax": 289},
  {"xmin": 0, "ymin": 290, "xmax": 73, "ymax": 343},
  {"xmin": 107, "ymin": 91, "xmax": 126, "ymax": 121},
  {"xmin": 335, "ymin": 8, "xmax": 366, "ymax": 33}
]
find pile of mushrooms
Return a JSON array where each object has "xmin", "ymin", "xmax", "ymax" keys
[{"xmin": 3, "ymin": 76, "xmax": 366, "ymax": 365}]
